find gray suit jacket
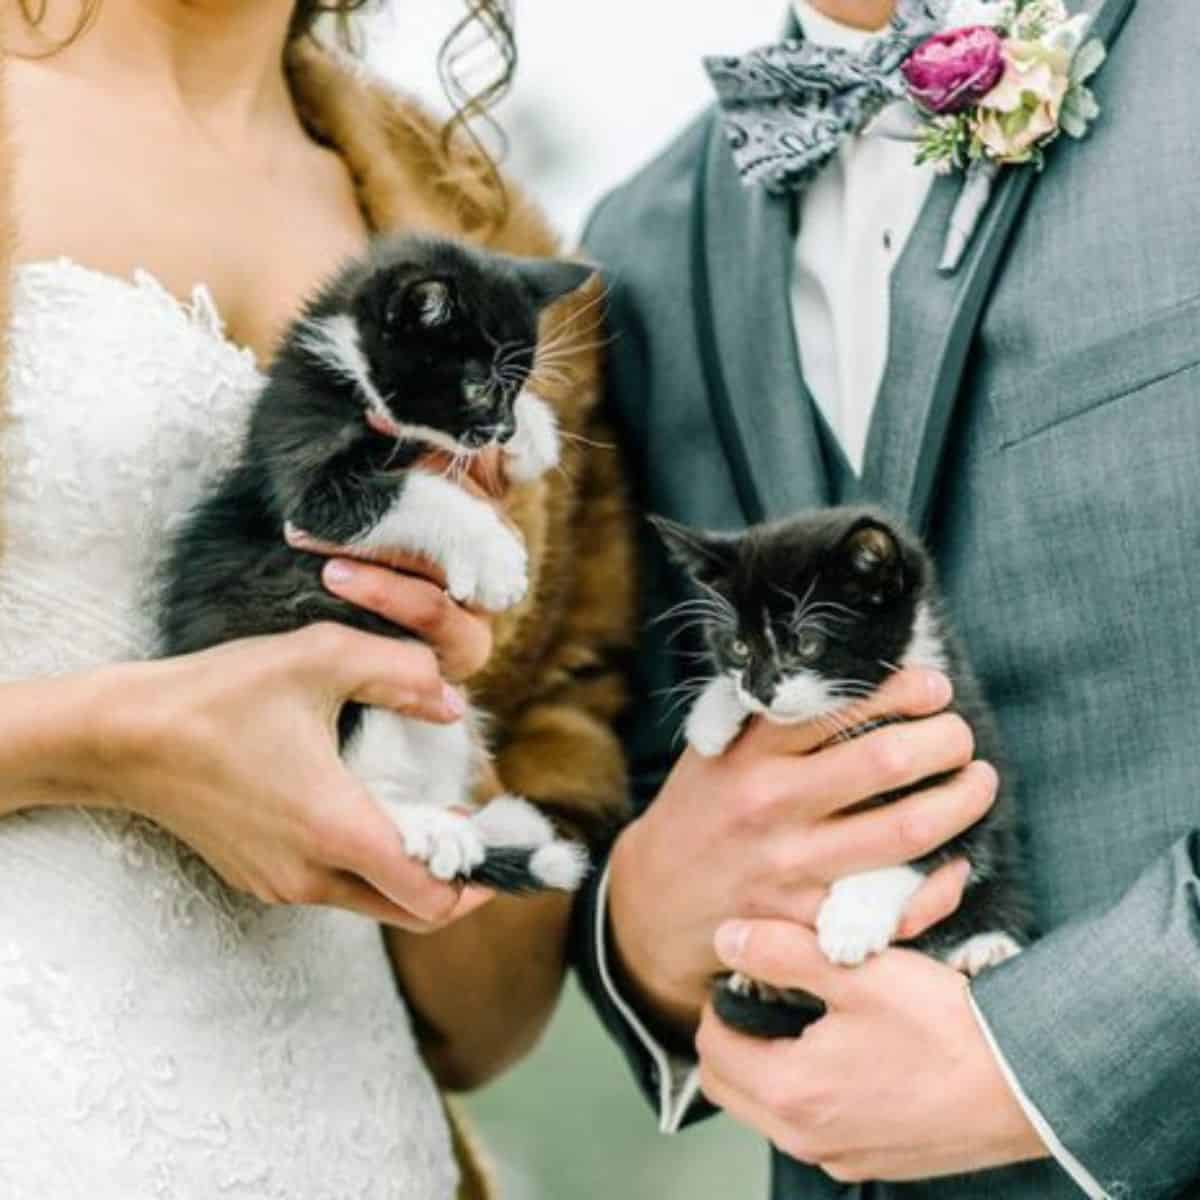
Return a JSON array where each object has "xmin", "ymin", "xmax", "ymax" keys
[{"xmin": 570, "ymin": 0, "xmax": 1200, "ymax": 1195}]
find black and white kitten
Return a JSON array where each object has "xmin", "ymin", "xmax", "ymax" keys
[
  {"xmin": 652, "ymin": 507, "xmax": 1032, "ymax": 1037},
  {"xmin": 162, "ymin": 234, "xmax": 594, "ymax": 894}
]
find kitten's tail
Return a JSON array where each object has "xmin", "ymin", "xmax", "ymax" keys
[{"xmin": 468, "ymin": 842, "xmax": 590, "ymax": 894}]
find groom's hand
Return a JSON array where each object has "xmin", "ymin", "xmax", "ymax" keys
[
  {"xmin": 606, "ymin": 668, "xmax": 997, "ymax": 1037},
  {"xmin": 696, "ymin": 920, "xmax": 1048, "ymax": 1180}
]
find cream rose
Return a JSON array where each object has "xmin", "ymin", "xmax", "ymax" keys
[{"xmin": 973, "ymin": 39, "xmax": 1070, "ymax": 163}]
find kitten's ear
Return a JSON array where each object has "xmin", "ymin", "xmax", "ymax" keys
[
  {"xmin": 386, "ymin": 278, "xmax": 455, "ymax": 331},
  {"xmin": 649, "ymin": 515, "xmax": 737, "ymax": 590},
  {"xmin": 835, "ymin": 518, "xmax": 906, "ymax": 604},
  {"xmin": 514, "ymin": 257, "xmax": 596, "ymax": 311}
]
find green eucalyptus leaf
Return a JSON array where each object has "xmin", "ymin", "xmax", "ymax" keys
[
  {"xmin": 1070, "ymin": 39, "xmax": 1107, "ymax": 84},
  {"xmin": 1074, "ymin": 86, "xmax": 1101, "ymax": 121},
  {"xmin": 1060, "ymin": 108, "xmax": 1087, "ymax": 138}
]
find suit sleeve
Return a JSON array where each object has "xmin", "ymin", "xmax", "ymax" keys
[
  {"xmin": 566, "ymin": 195, "xmax": 717, "ymax": 1133},
  {"xmin": 971, "ymin": 830, "xmax": 1200, "ymax": 1197}
]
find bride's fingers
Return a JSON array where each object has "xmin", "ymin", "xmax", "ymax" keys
[
  {"xmin": 319, "ymin": 871, "xmax": 493, "ymax": 931},
  {"xmin": 286, "ymin": 523, "xmax": 451, "ymax": 588},
  {"xmin": 324, "ymin": 801, "xmax": 467, "ymax": 926},
  {"xmin": 322, "ymin": 564, "xmax": 494, "ymax": 682},
  {"xmin": 318, "ymin": 870, "xmax": 439, "ymax": 930}
]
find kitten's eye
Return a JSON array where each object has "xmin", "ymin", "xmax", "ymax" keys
[
  {"xmin": 794, "ymin": 631, "xmax": 826, "ymax": 663},
  {"xmin": 729, "ymin": 639, "xmax": 750, "ymax": 663}
]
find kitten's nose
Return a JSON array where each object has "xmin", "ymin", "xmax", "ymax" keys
[{"xmin": 745, "ymin": 665, "xmax": 779, "ymax": 706}]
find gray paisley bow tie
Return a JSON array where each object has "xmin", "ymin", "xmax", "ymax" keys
[{"xmin": 704, "ymin": 0, "xmax": 946, "ymax": 194}]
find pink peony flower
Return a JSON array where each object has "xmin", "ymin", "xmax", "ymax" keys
[{"xmin": 902, "ymin": 26, "xmax": 1007, "ymax": 116}]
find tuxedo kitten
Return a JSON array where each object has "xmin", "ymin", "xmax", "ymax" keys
[
  {"xmin": 162, "ymin": 234, "xmax": 595, "ymax": 894},
  {"xmin": 652, "ymin": 507, "xmax": 1032, "ymax": 1038}
]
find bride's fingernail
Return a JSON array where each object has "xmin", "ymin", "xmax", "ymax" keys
[
  {"xmin": 324, "ymin": 560, "xmax": 355, "ymax": 586},
  {"xmin": 442, "ymin": 684, "xmax": 467, "ymax": 719},
  {"xmin": 715, "ymin": 921, "xmax": 748, "ymax": 965}
]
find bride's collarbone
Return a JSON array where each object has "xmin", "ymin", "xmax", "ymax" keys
[{"xmin": 7, "ymin": 71, "xmax": 369, "ymax": 365}]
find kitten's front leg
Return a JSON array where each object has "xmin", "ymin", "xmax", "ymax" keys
[
  {"xmin": 350, "ymin": 472, "xmax": 528, "ymax": 612},
  {"xmin": 816, "ymin": 865, "xmax": 926, "ymax": 966},
  {"xmin": 285, "ymin": 437, "xmax": 421, "ymax": 546},
  {"xmin": 686, "ymin": 675, "xmax": 750, "ymax": 757}
]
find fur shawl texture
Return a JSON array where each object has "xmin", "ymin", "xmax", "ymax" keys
[{"xmin": 0, "ymin": 39, "xmax": 634, "ymax": 1200}]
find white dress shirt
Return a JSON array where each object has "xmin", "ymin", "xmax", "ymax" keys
[
  {"xmin": 788, "ymin": 1, "xmax": 934, "ymax": 474},
  {"xmin": 593, "ymin": 3, "xmax": 1109, "ymax": 1195}
]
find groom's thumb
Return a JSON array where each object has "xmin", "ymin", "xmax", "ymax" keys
[{"xmin": 714, "ymin": 920, "xmax": 848, "ymax": 1005}]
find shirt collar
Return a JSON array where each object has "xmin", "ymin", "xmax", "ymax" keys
[{"xmin": 791, "ymin": 0, "xmax": 891, "ymax": 52}]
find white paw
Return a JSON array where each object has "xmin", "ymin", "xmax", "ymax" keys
[
  {"xmin": 528, "ymin": 840, "xmax": 588, "ymax": 890},
  {"xmin": 945, "ymin": 931, "xmax": 1023, "ymax": 977},
  {"xmin": 445, "ymin": 526, "xmax": 528, "ymax": 612},
  {"xmin": 389, "ymin": 805, "xmax": 486, "ymax": 881},
  {"xmin": 471, "ymin": 794, "xmax": 555, "ymax": 848},
  {"xmin": 816, "ymin": 867, "xmax": 924, "ymax": 966},
  {"xmin": 817, "ymin": 893, "xmax": 901, "ymax": 966}
]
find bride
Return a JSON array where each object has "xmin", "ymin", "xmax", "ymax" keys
[{"xmin": 0, "ymin": 2, "xmax": 629, "ymax": 1196}]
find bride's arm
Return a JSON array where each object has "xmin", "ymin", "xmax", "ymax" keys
[
  {"xmin": 0, "ymin": 624, "xmax": 477, "ymax": 930},
  {"xmin": 0, "ymin": 671, "xmax": 114, "ymax": 818}
]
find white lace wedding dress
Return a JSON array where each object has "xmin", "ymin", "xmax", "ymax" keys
[{"xmin": 0, "ymin": 261, "xmax": 459, "ymax": 1199}]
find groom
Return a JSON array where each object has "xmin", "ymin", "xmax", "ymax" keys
[{"xmin": 572, "ymin": 0, "xmax": 1200, "ymax": 1195}]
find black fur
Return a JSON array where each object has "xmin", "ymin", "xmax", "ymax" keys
[
  {"xmin": 654, "ymin": 506, "xmax": 1033, "ymax": 1038},
  {"xmin": 160, "ymin": 234, "xmax": 591, "ymax": 889}
]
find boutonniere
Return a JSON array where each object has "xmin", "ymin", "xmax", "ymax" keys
[{"xmin": 894, "ymin": 0, "xmax": 1107, "ymax": 271}]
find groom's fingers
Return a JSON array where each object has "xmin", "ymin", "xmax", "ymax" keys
[
  {"xmin": 696, "ymin": 1005, "xmax": 808, "ymax": 1154},
  {"xmin": 896, "ymin": 858, "xmax": 972, "ymax": 941},
  {"xmin": 737, "ymin": 667, "xmax": 953, "ymax": 760},
  {"xmin": 713, "ymin": 920, "xmax": 851, "ymax": 1005},
  {"xmin": 802, "ymin": 760, "xmax": 997, "ymax": 878}
]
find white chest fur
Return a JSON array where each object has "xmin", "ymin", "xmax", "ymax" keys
[{"xmin": 337, "ymin": 392, "xmax": 584, "ymax": 892}]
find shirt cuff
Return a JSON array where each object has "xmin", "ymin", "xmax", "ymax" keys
[
  {"xmin": 593, "ymin": 862, "xmax": 703, "ymax": 1133},
  {"xmin": 967, "ymin": 990, "xmax": 1110, "ymax": 1198}
]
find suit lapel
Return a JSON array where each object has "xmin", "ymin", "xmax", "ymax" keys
[
  {"xmin": 860, "ymin": 0, "xmax": 1138, "ymax": 534},
  {"xmin": 692, "ymin": 118, "xmax": 830, "ymax": 526}
]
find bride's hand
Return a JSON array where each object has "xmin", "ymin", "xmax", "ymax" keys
[
  {"xmin": 81, "ymin": 624, "xmax": 492, "ymax": 931},
  {"xmin": 285, "ymin": 447, "xmax": 511, "ymax": 683},
  {"xmin": 287, "ymin": 537, "xmax": 494, "ymax": 683}
]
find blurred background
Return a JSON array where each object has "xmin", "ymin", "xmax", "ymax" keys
[
  {"xmin": 363, "ymin": 0, "xmax": 785, "ymax": 240},
  {"xmin": 359, "ymin": 2, "xmax": 786, "ymax": 1197}
]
